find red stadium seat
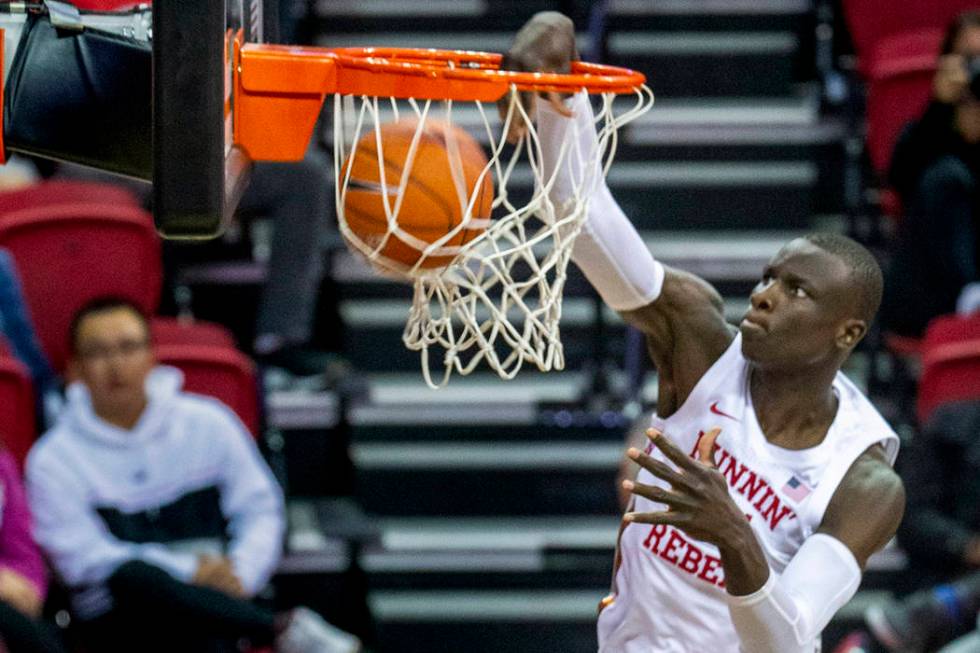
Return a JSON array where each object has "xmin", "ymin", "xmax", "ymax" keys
[
  {"xmin": 0, "ymin": 201, "xmax": 161, "ymax": 372},
  {"xmin": 0, "ymin": 180, "xmax": 139, "ymax": 215},
  {"xmin": 150, "ymin": 316, "xmax": 237, "ymax": 349},
  {"xmin": 917, "ymin": 312, "xmax": 980, "ymax": 424},
  {"xmin": 68, "ymin": 0, "xmax": 143, "ymax": 10},
  {"xmin": 0, "ymin": 345, "xmax": 37, "ymax": 467},
  {"xmin": 864, "ymin": 29, "xmax": 943, "ymax": 177},
  {"xmin": 155, "ymin": 343, "xmax": 260, "ymax": 437},
  {"xmin": 843, "ymin": 0, "xmax": 979, "ymax": 71}
]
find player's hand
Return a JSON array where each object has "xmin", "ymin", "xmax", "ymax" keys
[
  {"xmin": 498, "ymin": 11, "xmax": 578, "ymax": 142},
  {"xmin": 192, "ymin": 555, "xmax": 245, "ymax": 598},
  {"xmin": 622, "ymin": 427, "xmax": 747, "ymax": 546},
  {"xmin": 0, "ymin": 567, "xmax": 42, "ymax": 618},
  {"xmin": 935, "ymin": 54, "xmax": 971, "ymax": 104}
]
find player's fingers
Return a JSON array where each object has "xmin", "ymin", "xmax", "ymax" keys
[
  {"xmin": 646, "ymin": 428, "xmax": 698, "ymax": 472},
  {"xmin": 499, "ymin": 89, "xmax": 534, "ymax": 144},
  {"xmin": 622, "ymin": 479, "xmax": 695, "ymax": 510},
  {"xmin": 626, "ymin": 447, "xmax": 693, "ymax": 490},
  {"xmin": 696, "ymin": 427, "xmax": 722, "ymax": 468},
  {"xmin": 623, "ymin": 509, "xmax": 689, "ymax": 525},
  {"xmin": 544, "ymin": 91, "xmax": 572, "ymax": 116}
]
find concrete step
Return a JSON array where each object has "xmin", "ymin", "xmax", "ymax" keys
[
  {"xmin": 327, "ymin": 229, "xmax": 806, "ymax": 291},
  {"xmin": 338, "ymin": 294, "xmax": 748, "ymax": 373},
  {"xmin": 312, "ymin": 0, "xmax": 562, "ymax": 33},
  {"xmin": 364, "ymin": 587, "xmax": 891, "ymax": 653},
  {"xmin": 606, "ymin": 0, "xmax": 812, "ymax": 32},
  {"xmin": 352, "ymin": 440, "xmax": 623, "ymax": 516},
  {"xmin": 607, "ymin": 30, "xmax": 800, "ymax": 97},
  {"xmin": 313, "ymin": 0, "xmax": 811, "ymax": 33}
]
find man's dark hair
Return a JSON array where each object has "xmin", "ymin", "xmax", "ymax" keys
[
  {"xmin": 942, "ymin": 10, "xmax": 980, "ymax": 55},
  {"xmin": 804, "ymin": 233, "xmax": 883, "ymax": 324},
  {"xmin": 68, "ymin": 296, "xmax": 150, "ymax": 354}
]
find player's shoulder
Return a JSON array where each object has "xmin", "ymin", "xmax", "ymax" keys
[
  {"xmin": 818, "ymin": 445, "xmax": 906, "ymax": 565},
  {"xmin": 828, "ymin": 445, "xmax": 905, "ymax": 527}
]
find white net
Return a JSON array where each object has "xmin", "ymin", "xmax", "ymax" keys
[{"xmin": 333, "ymin": 86, "xmax": 654, "ymax": 388}]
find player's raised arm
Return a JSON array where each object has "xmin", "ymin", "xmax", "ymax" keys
[{"xmin": 504, "ymin": 13, "xmax": 732, "ymax": 402}]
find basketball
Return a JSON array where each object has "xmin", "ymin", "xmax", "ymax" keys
[{"xmin": 341, "ymin": 119, "xmax": 494, "ymax": 272}]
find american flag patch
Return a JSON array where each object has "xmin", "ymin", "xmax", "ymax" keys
[{"xmin": 781, "ymin": 475, "xmax": 812, "ymax": 502}]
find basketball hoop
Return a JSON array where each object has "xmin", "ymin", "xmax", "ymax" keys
[{"xmin": 235, "ymin": 44, "xmax": 654, "ymax": 387}]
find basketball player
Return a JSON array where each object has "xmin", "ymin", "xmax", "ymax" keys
[{"xmin": 504, "ymin": 13, "xmax": 906, "ymax": 653}]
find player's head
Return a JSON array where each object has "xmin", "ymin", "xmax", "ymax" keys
[
  {"xmin": 740, "ymin": 234, "xmax": 882, "ymax": 371},
  {"xmin": 68, "ymin": 296, "xmax": 154, "ymax": 415}
]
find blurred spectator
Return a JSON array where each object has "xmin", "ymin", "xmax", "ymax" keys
[
  {"xmin": 25, "ymin": 297, "xmax": 359, "ymax": 653},
  {"xmin": 880, "ymin": 11, "xmax": 980, "ymax": 338},
  {"xmin": 0, "ymin": 448, "xmax": 65, "ymax": 653},
  {"xmin": 858, "ymin": 400, "xmax": 980, "ymax": 652},
  {"xmin": 237, "ymin": 149, "xmax": 339, "ymax": 377}
]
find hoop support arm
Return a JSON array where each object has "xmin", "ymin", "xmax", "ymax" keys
[{"xmin": 235, "ymin": 41, "xmax": 336, "ymax": 161}]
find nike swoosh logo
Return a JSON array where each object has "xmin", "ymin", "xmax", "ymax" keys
[{"xmin": 709, "ymin": 402, "xmax": 737, "ymax": 421}]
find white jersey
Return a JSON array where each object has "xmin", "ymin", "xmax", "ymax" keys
[{"xmin": 597, "ymin": 333, "xmax": 899, "ymax": 653}]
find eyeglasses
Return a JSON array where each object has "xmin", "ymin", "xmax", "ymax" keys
[{"xmin": 76, "ymin": 338, "xmax": 150, "ymax": 362}]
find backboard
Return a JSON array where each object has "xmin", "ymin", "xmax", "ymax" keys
[{"xmin": 152, "ymin": 0, "xmax": 270, "ymax": 239}]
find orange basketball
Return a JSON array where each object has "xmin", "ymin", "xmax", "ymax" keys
[{"xmin": 341, "ymin": 119, "xmax": 493, "ymax": 271}]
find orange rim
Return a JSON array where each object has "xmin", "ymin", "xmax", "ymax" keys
[
  {"xmin": 235, "ymin": 43, "xmax": 649, "ymax": 161},
  {"xmin": 327, "ymin": 47, "xmax": 646, "ymax": 95}
]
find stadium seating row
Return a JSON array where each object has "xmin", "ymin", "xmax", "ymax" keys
[{"xmin": 0, "ymin": 180, "xmax": 262, "ymax": 466}]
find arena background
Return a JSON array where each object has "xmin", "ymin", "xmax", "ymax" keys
[{"xmin": 0, "ymin": 0, "xmax": 968, "ymax": 651}]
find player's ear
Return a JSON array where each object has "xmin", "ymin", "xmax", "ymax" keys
[{"xmin": 836, "ymin": 319, "xmax": 867, "ymax": 351}]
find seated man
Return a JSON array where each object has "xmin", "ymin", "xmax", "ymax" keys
[
  {"xmin": 880, "ymin": 10, "xmax": 980, "ymax": 337},
  {"xmin": 25, "ymin": 296, "xmax": 359, "ymax": 653}
]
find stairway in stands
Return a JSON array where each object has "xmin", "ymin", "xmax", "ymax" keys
[{"xmin": 184, "ymin": 1, "xmax": 900, "ymax": 650}]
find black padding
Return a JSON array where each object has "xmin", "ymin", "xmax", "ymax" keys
[
  {"xmin": 4, "ymin": 14, "xmax": 152, "ymax": 179},
  {"xmin": 152, "ymin": 0, "xmax": 229, "ymax": 238}
]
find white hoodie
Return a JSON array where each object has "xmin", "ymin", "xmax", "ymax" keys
[{"xmin": 26, "ymin": 366, "xmax": 285, "ymax": 619}]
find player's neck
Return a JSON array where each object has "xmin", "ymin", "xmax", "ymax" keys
[{"xmin": 748, "ymin": 365, "xmax": 839, "ymax": 450}]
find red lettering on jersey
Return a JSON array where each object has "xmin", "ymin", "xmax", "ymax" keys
[
  {"xmin": 678, "ymin": 543, "xmax": 704, "ymax": 574},
  {"xmin": 737, "ymin": 470, "xmax": 767, "ymax": 503},
  {"xmin": 689, "ymin": 431, "xmax": 706, "ymax": 458},
  {"xmin": 659, "ymin": 531, "xmax": 686, "ymax": 564},
  {"xmin": 761, "ymin": 500, "xmax": 796, "ymax": 530},
  {"xmin": 643, "ymin": 524, "xmax": 667, "ymax": 552},
  {"xmin": 751, "ymin": 486, "xmax": 775, "ymax": 512},
  {"xmin": 720, "ymin": 456, "xmax": 749, "ymax": 487},
  {"xmin": 641, "ymin": 525, "xmax": 728, "ymax": 588},
  {"xmin": 698, "ymin": 554, "xmax": 725, "ymax": 587}
]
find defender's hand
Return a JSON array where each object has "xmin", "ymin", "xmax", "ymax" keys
[
  {"xmin": 623, "ymin": 428, "xmax": 747, "ymax": 546},
  {"xmin": 498, "ymin": 11, "xmax": 578, "ymax": 142}
]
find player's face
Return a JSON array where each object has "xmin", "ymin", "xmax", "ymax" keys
[
  {"xmin": 740, "ymin": 239, "xmax": 859, "ymax": 369},
  {"xmin": 69, "ymin": 308, "xmax": 154, "ymax": 415}
]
